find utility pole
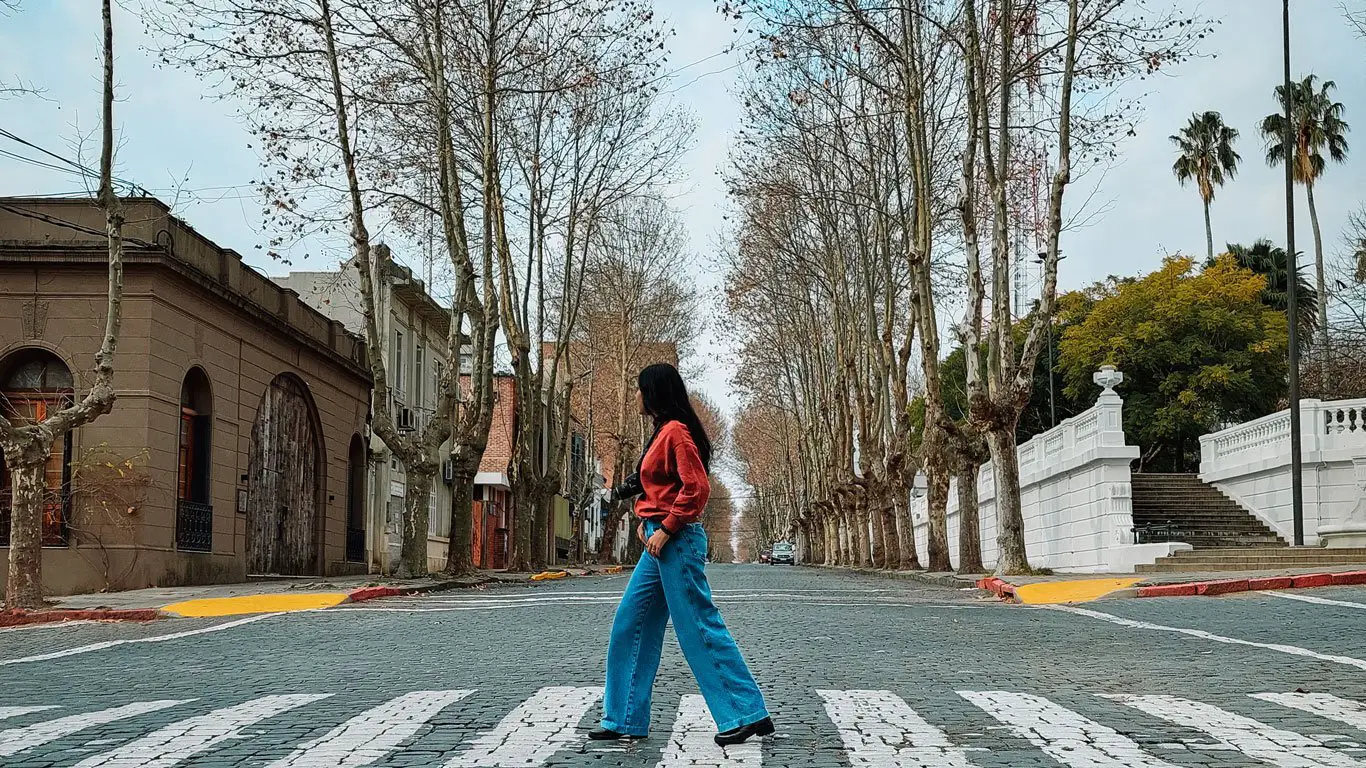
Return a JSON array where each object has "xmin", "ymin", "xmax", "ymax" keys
[{"xmin": 1282, "ymin": 0, "xmax": 1305, "ymax": 546}]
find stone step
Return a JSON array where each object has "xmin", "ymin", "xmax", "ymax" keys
[
  {"xmin": 1167, "ymin": 546, "xmax": 1366, "ymax": 558},
  {"xmin": 1129, "ymin": 472, "xmax": 1288, "ymax": 550},
  {"xmin": 1137, "ymin": 559, "xmax": 1366, "ymax": 573}
]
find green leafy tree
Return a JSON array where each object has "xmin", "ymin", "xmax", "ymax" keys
[
  {"xmin": 1261, "ymin": 75, "xmax": 1350, "ymax": 343},
  {"xmin": 1171, "ymin": 111, "xmax": 1241, "ymax": 262},
  {"xmin": 1059, "ymin": 256, "xmax": 1289, "ymax": 472},
  {"xmin": 1209, "ymin": 240, "xmax": 1316, "ymax": 348}
]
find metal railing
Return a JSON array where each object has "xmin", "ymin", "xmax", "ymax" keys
[{"xmin": 175, "ymin": 499, "xmax": 213, "ymax": 552}]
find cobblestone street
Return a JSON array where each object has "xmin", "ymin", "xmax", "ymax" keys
[{"xmin": 3, "ymin": 565, "xmax": 1366, "ymax": 767}]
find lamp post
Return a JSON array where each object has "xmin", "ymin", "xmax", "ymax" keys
[{"xmin": 1282, "ymin": 0, "xmax": 1305, "ymax": 546}]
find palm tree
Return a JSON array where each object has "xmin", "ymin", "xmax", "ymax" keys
[
  {"xmin": 1261, "ymin": 75, "xmax": 1350, "ymax": 345},
  {"xmin": 1171, "ymin": 111, "xmax": 1241, "ymax": 262},
  {"xmin": 1215, "ymin": 240, "xmax": 1317, "ymax": 348}
]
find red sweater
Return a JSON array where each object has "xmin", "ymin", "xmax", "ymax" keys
[{"xmin": 635, "ymin": 420, "xmax": 711, "ymax": 534}]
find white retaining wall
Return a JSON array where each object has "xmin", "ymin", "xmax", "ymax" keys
[
  {"xmin": 910, "ymin": 380, "xmax": 1143, "ymax": 573},
  {"xmin": 1199, "ymin": 398, "xmax": 1366, "ymax": 546}
]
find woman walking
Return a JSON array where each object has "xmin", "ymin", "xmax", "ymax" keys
[{"xmin": 591, "ymin": 363, "xmax": 774, "ymax": 746}]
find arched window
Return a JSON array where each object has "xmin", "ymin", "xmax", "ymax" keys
[
  {"xmin": 175, "ymin": 367, "xmax": 213, "ymax": 552},
  {"xmin": 0, "ymin": 349, "xmax": 75, "ymax": 547}
]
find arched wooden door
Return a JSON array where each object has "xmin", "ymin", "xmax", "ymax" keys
[{"xmin": 246, "ymin": 374, "xmax": 321, "ymax": 575}]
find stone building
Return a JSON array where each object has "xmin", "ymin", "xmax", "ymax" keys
[{"xmin": 0, "ymin": 197, "xmax": 371, "ymax": 597}]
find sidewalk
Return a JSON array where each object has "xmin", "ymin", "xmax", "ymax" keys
[
  {"xmin": 822, "ymin": 563, "xmax": 1366, "ymax": 605},
  {"xmin": 2, "ymin": 565, "xmax": 628, "ymax": 627}
]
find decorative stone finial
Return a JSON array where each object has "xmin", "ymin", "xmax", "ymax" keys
[{"xmin": 1093, "ymin": 364, "xmax": 1123, "ymax": 393}]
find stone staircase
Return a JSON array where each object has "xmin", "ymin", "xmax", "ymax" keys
[
  {"xmin": 1131, "ymin": 473, "xmax": 1366, "ymax": 573},
  {"xmin": 1130, "ymin": 473, "xmax": 1287, "ymax": 550}
]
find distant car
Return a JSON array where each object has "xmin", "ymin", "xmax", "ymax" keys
[
  {"xmin": 758, "ymin": 549, "xmax": 772, "ymax": 564},
  {"xmin": 769, "ymin": 542, "xmax": 795, "ymax": 565}
]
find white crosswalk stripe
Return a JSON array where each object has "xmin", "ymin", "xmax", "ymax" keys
[
  {"xmin": 0, "ymin": 705, "xmax": 57, "ymax": 721},
  {"xmin": 0, "ymin": 700, "xmax": 189, "ymax": 758},
  {"xmin": 71, "ymin": 694, "xmax": 331, "ymax": 768},
  {"xmin": 959, "ymin": 690, "xmax": 1180, "ymax": 768},
  {"xmin": 1254, "ymin": 693, "xmax": 1366, "ymax": 733},
  {"xmin": 5, "ymin": 687, "xmax": 1366, "ymax": 766},
  {"xmin": 1106, "ymin": 693, "xmax": 1366, "ymax": 768},
  {"xmin": 266, "ymin": 690, "xmax": 474, "ymax": 768},
  {"xmin": 817, "ymin": 689, "xmax": 974, "ymax": 768},
  {"xmin": 445, "ymin": 686, "xmax": 603, "ymax": 768},
  {"xmin": 656, "ymin": 694, "xmax": 761, "ymax": 768}
]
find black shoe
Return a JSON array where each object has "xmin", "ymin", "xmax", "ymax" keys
[
  {"xmin": 589, "ymin": 728, "xmax": 643, "ymax": 741},
  {"xmin": 714, "ymin": 717, "xmax": 775, "ymax": 746}
]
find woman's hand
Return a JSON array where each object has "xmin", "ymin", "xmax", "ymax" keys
[{"xmin": 645, "ymin": 529, "xmax": 670, "ymax": 558}]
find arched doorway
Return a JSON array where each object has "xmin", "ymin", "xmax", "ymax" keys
[
  {"xmin": 245, "ymin": 374, "xmax": 322, "ymax": 575},
  {"xmin": 0, "ymin": 348, "xmax": 74, "ymax": 548},
  {"xmin": 345, "ymin": 434, "xmax": 366, "ymax": 563},
  {"xmin": 175, "ymin": 368, "xmax": 213, "ymax": 552}
]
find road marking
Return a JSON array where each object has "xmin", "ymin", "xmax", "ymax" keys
[
  {"xmin": 657, "ymin": 694, "xmax": 760, "ymax": 768},
  {"xmin": 959, "ymin": 690, "xmax": 1179, "ymax": 767},
  {"xmin": 0, "ymin": 706, "xmax": 57, "ymax": 721},
  {"xmin": 0, "ymin": 613, "xmax": 284, "ymax": 667},
  {"xmin": 72, "ymin": 694, "xmax": 330, "ymax": 768},
  {"xmin": 1106, "ymin": 694, "xmax": 1366, "ymax": 767},
  {"xmin": 1255, "ymin": 693, "xmax": 1366, "ymax": 732},
  {"xmin": 446, "ymin": 686, "xmax": 602, "ymax": 768},
  {"xmin": 1265, "ymin": 592, "xmax": 1366, "ymax": 610},
  {"xmin": 1047, "ymin": 605, "xmax": 1366, "ymax": 671},
  {"xmin": 266, "ymin": 690, "xmax": 473, "ymax": 768},
  {"xmin": 0, "ymin": 700, "xmax": 189, "ymax": 758},
  {"xmin": 0, "ymin": 620, "xmax": 104, "ymax": 633},
  {"xmin": 817, "ymin": 689, "xmax": 975, "ymax": 767}
]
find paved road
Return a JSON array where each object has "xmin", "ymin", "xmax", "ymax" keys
[{"xmin": 3, "ymin": 565, "xmax": 1366, "ymax": 767}]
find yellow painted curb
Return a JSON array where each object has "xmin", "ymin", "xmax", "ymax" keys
[
  {"xmin": 1012, "ymin": 578, "xmax": 1142, "ymax": 605},
  {"xmin": 531, "ymin": 570, "xmax": 569, "ymax": 582},
  {"xmin": 603, "ymin": 566, "xmax": 623, "ymax": 575},
  {"xmin": 163, "ymin": 593, "xmax": 350, "ymax": 618}
]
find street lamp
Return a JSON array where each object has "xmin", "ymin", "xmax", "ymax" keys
[{"xmin": 1282, "ymin": 0, "xmax": 1305, "ymax": 546}]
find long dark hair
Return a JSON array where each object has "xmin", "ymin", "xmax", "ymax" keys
[{"xmin": 637, "ymin": 362, "xmax": 712, "ymax": 472}]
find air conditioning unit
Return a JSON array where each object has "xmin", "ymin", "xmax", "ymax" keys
[
  {"xmin": 396, "ymin": 407, "xmax": 416, "ymax": 432},
  {"xmin": 442, "ymin": 459, "xmax": 455, "ymax": 485}
]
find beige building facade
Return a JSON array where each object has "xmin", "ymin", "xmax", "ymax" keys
[{"xmin": 0, "ymin": 197, "xmax": 372, "ymax": 597}]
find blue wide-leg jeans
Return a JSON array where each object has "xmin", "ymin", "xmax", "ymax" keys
[{"xmin": 600, "ymin": 521, "xmax": 769, "ymax": 736}]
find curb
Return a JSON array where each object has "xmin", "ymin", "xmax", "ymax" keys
[
  {"xmin": 809, "ymin": 564, "xmax": 987, "ymax": 591},
  {"xmin": 976, "ymin": 577, "xmax": 1018, "ymax": 603},
  {"xmin": 0, "ymin": 608, "xmax": 161, "ymax": 628},
  {"xmin": 1136, "ymin": 570, "xmax": 1366, "ymax": 598},
  {"xmin": 341, "ymin": 566, "xmax": 632, "ymax": 606}
]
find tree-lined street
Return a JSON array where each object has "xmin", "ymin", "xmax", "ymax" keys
[{"xmin": 4, "ymin": 572, "xmax": 1366, "ymax": 767}]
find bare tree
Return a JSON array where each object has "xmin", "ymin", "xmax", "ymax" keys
[{"xmin": 0, "ymin": 0, "xmax": 124, "ymax": 609}]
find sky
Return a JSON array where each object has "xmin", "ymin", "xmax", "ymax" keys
[{"xmin": 3, "ymin": 0, "xmax": 1366, "ymax": 424}]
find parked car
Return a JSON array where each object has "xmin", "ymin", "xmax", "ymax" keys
[
  {"xmin": 769, "ymin": 541, "xmax": 795, "ymax": 565},
  {"xmin": 758, "ymin": 549, "xmax": 772, "ymax": 564}
]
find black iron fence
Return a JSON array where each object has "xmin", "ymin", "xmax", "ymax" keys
[
  {"xmin": 175, "ymin": 499, "xmax": 213, "ymax": 552},
  {"xmin": 346, "ymin": 526, "xmax": 365, "ymax": 563}
]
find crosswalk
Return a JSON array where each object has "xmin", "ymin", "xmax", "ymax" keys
[{"xmin": 1, "ymin": 687, "xmax": 1365, "ymax": 767}]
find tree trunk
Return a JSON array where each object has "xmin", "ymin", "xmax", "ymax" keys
[
  {"xmin": 597, "ymin": 500, "xmax": 627, "ymax": 562},
  {"xmin": 4, "ymin": 457, "xmax": 49, "ymax": 610},
  {"xmin": 925, "ymin": 463, "xmax": 952, "ymax": 572},
  {"xmin": 837, "ymin": 514, "xmax": 850, "ymax": 566},
  {"xmin": 857, "ymin": 506, "xmax": 873, "ymax": 567},
  {"xmin": 1306, "ymin": 181, "xmax": 1329, "ymax": 347},
  {"xmin": 444, "ymin": 469, "xmax": 477, "ymax": 576},
  {"xmin": 1203, "ymin": 198, "xmax": 1214, "ymax": 263},
  {"xmin": 893, "ymin": 496, "xmax": 920, "ymax": 570},
  {"xmin": 987, "ymin": 425, "xmax": 1031, "ymax": 575},
  {"xmin": 532, "ymin": 488, "xmax": 550, "ymax": 570},
  {"xmin": 878, "ymin": 496, "xmax": 899, "ymax": 570},
  {"xmin": 869, "ymin": 498, "xmax": 886, "ymax": 569},
  {"xmin": 508, "ymin": 482, "xmax": 533, "ymax": 572},
  {"xmin": 956, "ymin": 464, "xmax": 985, "ymax": 574},
  {"xmin": 396, "ymin": 470, "xmax": 434, "ymax": 578}
]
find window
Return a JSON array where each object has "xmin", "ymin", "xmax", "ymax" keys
[
  {"xmin": 414, "ymin": 344, "xmax": 425, "ymax": 409},
  {"xmin": 175, "ymin": 368, "xmax": 213, "ymax": 552},
  {"xmin": 434, "ymin": 361, "xmax": 445, "ymax": 403},
  {"xmin": 393, "ymin": 329, "xmax": 405, "ymax": 397},
  {"xmin": 458, "ymin": 349, "xmax": 473, "ymax": 374},
  {"xmin": 0, "ymin": 349, "xmax": 75, "ymax": 547}
]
